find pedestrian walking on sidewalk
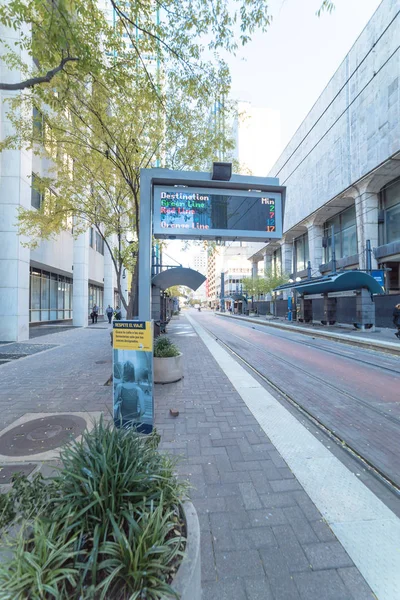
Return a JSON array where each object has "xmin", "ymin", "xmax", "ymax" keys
[
  {"xmin": 106, "ymin": 305, "xmax": 114, "ymax": 324},
  {"xmin": 91, "ymin": 304, "xmax": 99, "ymax": 324},
  {"xmin": 114, "ymin": 306, "xmax": 122, "ymax": 320},
  {"xmin": 393, "ymin": 303, "xmax": 400, "ymax": 339}
]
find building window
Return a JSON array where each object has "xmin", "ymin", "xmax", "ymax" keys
[
  {"xmin": 29, "ymin": 268, "xmax": 73, "ymax": 322},
  {"xmin": 294, "ymin": 233, "xmax": 309, "ymax": 272},
  {"xmin": 31, "ymin": 173, "xmax": 43, "ymax": 209},
  {"xmin": 89, "ymin": 228, "xmax": 94, "ymax": 248},
  {"xmin": 95, "ymin": 232, "xmax": 104, "ymax": 255},
  {"xmin": 381, "ymin": 179, "xmax": 400, "ymax": 244},
  {"xmin": 272, "ymin": 248, "xmax": 282, "ymax": 275},
  {"xmin": 324, "ymin": 205, "xmax": 357, "ymax": 262},
  {"xmin": 88, "ymin": 284, "xmax": 104, "ymax": 315}
]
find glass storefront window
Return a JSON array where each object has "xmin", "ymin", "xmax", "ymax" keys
[
  {"xmin": 386, "ymin": 204, "xmax": 400, "ymax": 243},
  {"xmin": 30, "ymin": 268, "xmax": 73, "ymax": 322},
  {"xmin": 40, "ymin": 275, "xmax": 49, "ymax": 321},
  {"xmin": 88, "ymin": 284, "xmax": 104, "ymax": 315},
  {"xmin": 294, "ymin": 233, "xmax": 309, "ymax": 272},
  {"xmin": 324, "ymin": 206, "xmax": 357, "ymax": 262},
  {"xmin": 383, "ymin": 179, "xmax": 400, "ymax": 244},
  {"xmin": 30, "ymin": 273, "xmax": 41, "ymax": 322},
  {"xmin": 50, "ymin": 278, "xmax": 57, "ymax": 320}
]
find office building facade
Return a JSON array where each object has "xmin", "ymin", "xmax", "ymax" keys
[{"xmin": 250, "ymin": 0, "xmax": 400, "ymax": 300}]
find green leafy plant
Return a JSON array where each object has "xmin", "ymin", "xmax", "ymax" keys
[
  {"xmin": 0, "ymin": 520, "xmax": 81, "ymax": 599},
  {"xmin": 0, "ymin": 418, "xmax": 187, "ymax": 599},
  {"xmin": 95, "ymin": 502, "xmax": 184, "ymax": 599},
  {"xmin": 154, "ymin": 337, "xmax": 180, "ymax": 359},
  {"xmin": 0, "ymin": 472, "xmax": 60, "ymax": 531},
  {"xmin": 52, "ymin": 419, "xmax": 185, "ymax": 539}
]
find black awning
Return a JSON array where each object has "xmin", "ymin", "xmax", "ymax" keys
[{"xmin": 152, "ymin": 267, "xmax": 206, "ymax": 291}]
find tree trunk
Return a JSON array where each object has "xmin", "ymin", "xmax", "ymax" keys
[{"xmin": 126, "ymin": 262, "xmax": 139, "ymax": 319}]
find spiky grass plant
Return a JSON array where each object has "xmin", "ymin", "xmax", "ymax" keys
[
  {"xmin": 0, "ymin": 520, "xmax": 81, "ymax": 599},
  {"xmin": 0, "ymin": 418, "xmax": 187, "ymax": 599},
  {"xmin": 52, "ymin": 419, "xmax": 186, "ymax": 538}
]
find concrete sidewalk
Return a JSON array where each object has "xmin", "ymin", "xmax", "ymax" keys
[
  {"xmin": 216, "ymin": 311, "xmax": 400, "ymax": 354},
  {"xmin": 155, "ymin": 316, "xmax": 377, "ymax": 600},
  {"xmin": 0, "ymin": 318, "xmax": 392, "ymax": 599}
]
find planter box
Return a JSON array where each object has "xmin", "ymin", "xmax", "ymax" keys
[
  {"xmin": 154, "ymin": 353, "xmax": 183, "ymax": 384},
  {"xmin": 162, "ymin": 501, "xmax": 201, "ymax": 600}
]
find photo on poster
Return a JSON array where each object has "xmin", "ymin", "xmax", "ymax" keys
[{"xmin": 113, "ymin": 348, "xmax": 153, "ymax": 433}]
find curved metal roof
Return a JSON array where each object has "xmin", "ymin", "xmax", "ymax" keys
[
  {"xmin": 275, "ymin": 271, "xmax": 384, "ymax": 295},
  {"xmin": 152, "ymin": 267, "xmax": 206, "ymax": 291},
  {"xmin": 226, "ymin": 294, "xmax": 248, "ymax": 302}
]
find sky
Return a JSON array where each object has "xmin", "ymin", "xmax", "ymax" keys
[
  {"xmin": 166, "ymin": 0, "xmax": 382, "ymax": 265},
  {"xmin": 227, "ymin": 0, "xmax": 382, "ymax": 159}
]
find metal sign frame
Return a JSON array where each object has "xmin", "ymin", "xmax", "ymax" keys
[{"xmin": 139, "ymin": 168, "xmax": 286, "ymax": 321}]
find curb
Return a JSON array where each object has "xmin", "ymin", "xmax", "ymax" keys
[
  {"xmin": 163, "ymin": 501, "xmax": 201, "ymax": 600},
  {"xmin": 216, "ymin": 313, "xmax": 400, "ymax": 355}
]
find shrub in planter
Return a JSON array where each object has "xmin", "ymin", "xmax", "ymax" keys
[
  {"xmin": 154, "ymin": 337, "xmax": 183, "ymax": 384},
  {"xmin": 154, "ymin": 336, "xmax": 180, "ymax": 358},
  {"xmin": 0, "ymin": 418, "xmax": 188, "ymax": 599}
]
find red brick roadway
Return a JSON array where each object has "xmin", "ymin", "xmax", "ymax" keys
[{"xmin": 195, "ymin": 311, "xmax": 400, "ymax": 490}]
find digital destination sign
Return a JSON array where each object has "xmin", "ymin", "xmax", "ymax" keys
[{"xmin": 153, "ymin": 186, "xmax": 283, "ymax": 241}]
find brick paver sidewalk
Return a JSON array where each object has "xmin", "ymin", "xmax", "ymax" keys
[
  {"xmin": 0, "ymin": 317, "xmax": 375, "ymax": 599},
  {"xmin": 155, "ymin": 315, "xmax": 374, "ymax": 600},
  {"xmin": 0, "ymin": 324, "xmax": 112, "ymax": 430}
]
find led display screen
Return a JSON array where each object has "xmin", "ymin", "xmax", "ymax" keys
[{"xmin": 153, "ymin": 186, "xmax": 283, "ymax": 241}]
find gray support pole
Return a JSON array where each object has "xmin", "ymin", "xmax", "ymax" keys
[
  {"xmin": 331, "ymin": 225, "xmax": 337, "ymax": 275},
  {"xmin": 138, "ymin": 169, "xmax": 153, "ymax": 321},
  {"xmin": 366, "ymin": 239, "xmax": 372, "ymax": 274},
  {"xmin": 220, "ymin": 272, "xmax": 225, "ymax": 312}
]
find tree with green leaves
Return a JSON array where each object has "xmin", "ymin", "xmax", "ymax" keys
[
  {"xmin": 165, "ymin": 286, "xmax": 189, "ymax": 299},
  {"xmin": 6, "ymin": 59, "xmax": 233, "ymax": 314},
  {"xmin": 1, "ymin": 0, "xmax": 333, "ymax": 317},
  {"xmin": 0, "ymin": 0, "xmax": 336, "ymax": 92},
  {"xmin": 243, "ymin": 268, "xmax": 288, "ymax": 300}
]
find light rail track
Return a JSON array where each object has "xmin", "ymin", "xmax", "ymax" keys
[
  {"xmin": 201, "ymin": 321, "xmax": 400, "ymax": 498},
  {"xmin": 220, "ymin": 317, "xmax": 400, "ymax": 376}
]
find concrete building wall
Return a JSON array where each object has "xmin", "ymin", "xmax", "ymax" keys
[
  {"xmin": 249, "ymin": 0, "xmax": 400, "ymax": 304},
  {"xmin": 0, "ymin": 17, "xmax": 32, "ymax": 341},
  {"xmin": 0, "ymin": 10, "xmax": 126, "ymax": 341},
  {"xmin": 269, "ymin": 0, "xmax": 399, "ymax": 232},
  {"xmin": 31, "ymin": 233, "xmax": 74, "ymax": 276}
]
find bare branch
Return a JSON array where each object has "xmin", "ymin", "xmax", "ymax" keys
[{"xmin": 0, "ymin": 56, "xmax": 79, "ymax": 91}]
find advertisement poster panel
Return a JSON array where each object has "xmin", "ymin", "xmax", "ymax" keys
[{"xmin": 113, "ymin": 321, "xmax": 153, "ymax": 433}]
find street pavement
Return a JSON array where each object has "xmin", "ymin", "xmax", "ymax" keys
[
  {"xmin": 219, "ymin": 312, "xmax": 400, "ymax": 351},
  {"xmin": 156, "ymin": 314, "xmax": 377, "ymax": 600},
  {"xmin": 0, "ymin": 316, "xmax": 388, "ymax": 599},
  {"xmin": 197, "ymin": 311, "xmax": 400, "ymax": 490},
  {"xmin": 240, "ymin": 313, "xmax": 399, "ymax": 342}
]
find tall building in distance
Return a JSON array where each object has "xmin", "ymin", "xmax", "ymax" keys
[
  {"xmin": 204, "ymin": 101, "xmax": 281, "ymax": 309},
  {"xmin": 233, "ymin": 102, "xmax": 281, "ymax": 176},
  {"xmin": 190, "ymin": 250, "xmax": 208, "ymax": 302},
  {"xmin": 207, "ymin": 242, "xmax": 264, "ymax": 309}
]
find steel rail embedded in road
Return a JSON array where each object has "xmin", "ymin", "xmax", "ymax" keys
[
  {"xmin": 231, "ymin": 319, "xmax": 400, "ymax": 376},
  {"xmin": 200, "ymin": 320, "xmax": 400, "ymax": 498},
  {"xmin": 217, "ymin": 312, "xmax": 400, "ymax": 356},
  {"xmin": 215, "ymin": 326, "xmax": 400, "ymax": 427}
]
